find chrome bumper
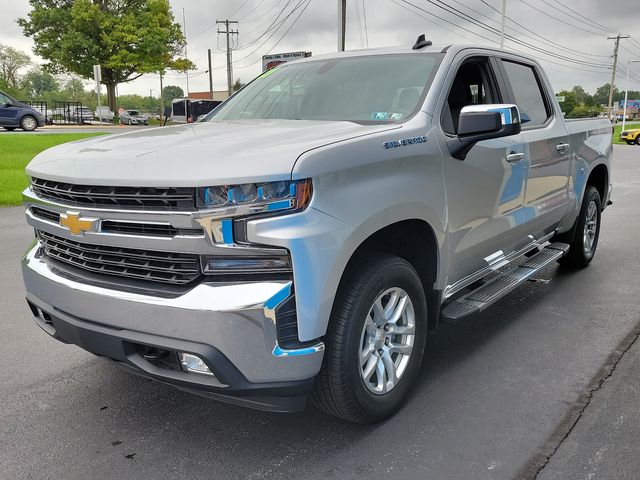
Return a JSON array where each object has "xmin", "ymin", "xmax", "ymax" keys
[{"xmin": 22, "ymin": 242, "xmax": 324, "ymax": 384}]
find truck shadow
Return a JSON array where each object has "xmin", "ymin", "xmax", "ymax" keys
[{"xmin": 60, "ymin": 262, "xmax": 589, "ymax": 477}]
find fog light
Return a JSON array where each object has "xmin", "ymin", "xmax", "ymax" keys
[{"xmin": 178, "ymin": 352, "xmax": 214, "ymax": 376}]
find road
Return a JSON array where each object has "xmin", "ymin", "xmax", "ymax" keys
[{"xmin": 1, "ymin": 145, "xmax": 639, "ymax": 480}]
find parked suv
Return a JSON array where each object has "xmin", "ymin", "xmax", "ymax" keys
[
  {"xmin": 0, "ymin": 91, "xmax": 46, "ymax": 131},
  {"xmin": 21, "ymin": 41, "xmax": 612, "ymax": 423}
]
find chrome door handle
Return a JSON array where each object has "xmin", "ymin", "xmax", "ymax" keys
[
  {"xmin": 506, "ymin": 152, "xmax": 524, "ymax": 162},
  {"xmin": 556, "ymin": 143, "xmax": 570, "ymax": 152}
]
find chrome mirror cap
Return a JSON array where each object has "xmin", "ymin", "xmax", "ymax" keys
[{"xmin": 460, "ymin": 104, "xmax": 521, "ymax": 127}]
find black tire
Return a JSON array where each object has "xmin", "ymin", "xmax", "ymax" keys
[
  {"xmin": 311, "ymin": 253, "xmax": 428, "ymax": 423},
  {"xmin": 626, "ymin": 141, "xmax": 634, "ymax": 145},
  {"xmin": 558, "ymin": 186, "xmax": 602, "ymax": 268},
  {"xmin": 635, "ymin": 137, "xmax": 640, "ymax": 145},
  {"xmin": 3, "ymin": 127, "xmax": 16, "ymax": 131},
  {"xmin": 20, "ymin": 115, "xmax": 38, "ymax": 131}
]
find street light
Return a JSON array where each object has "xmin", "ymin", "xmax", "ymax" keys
[{"xmin": 622, "ymin": 60, "xmax": 640, "ymax": 132}]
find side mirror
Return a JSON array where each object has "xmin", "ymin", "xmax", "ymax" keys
[{"xmin": 447, "ymin": 104, "xmax": 521, "ymax": 160}]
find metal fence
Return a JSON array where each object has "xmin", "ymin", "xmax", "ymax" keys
[{"xmin": 52, "ymin": 101, "xmax": 91, "ymax": 125}]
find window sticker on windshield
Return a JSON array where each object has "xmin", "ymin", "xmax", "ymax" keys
[
  {"xmin": 371, "ymin": 112, "xmax": 389, "ymax": 120},
  {"xmin": 389, "ymin": 113, "xmax": 404, "ymax": 120}
]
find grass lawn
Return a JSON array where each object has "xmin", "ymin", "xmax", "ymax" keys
[
  {"xmin": 0, "ymin": 133, "xmax": 105, "ymax": 206},
  {"xmin": 612, "ymin": 122, "xmax": 640, "ymax": 145}
]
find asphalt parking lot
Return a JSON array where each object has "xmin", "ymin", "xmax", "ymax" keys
[{"xmin": 1, "ymin": 145, "xmax": 639, "ymax": 479}]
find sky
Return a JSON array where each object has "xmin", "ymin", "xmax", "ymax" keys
[{"xmin": 1, "ymin": 0, "xmax": 640, "ymax": 98}]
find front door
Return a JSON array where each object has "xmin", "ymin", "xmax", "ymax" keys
[
  {"xmin": 0, "ymin": 92, "xmax": 19, "ymax": 126},
  {"xmin": 438, "ymin": 56, "xmax": 531, "ymax": 288}
]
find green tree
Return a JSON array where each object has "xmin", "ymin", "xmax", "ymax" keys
[
  {"xmin": 19, "ymin": 0, "xmax": 193, "ymax": 112},
  {"xmin": 570, "ymin": 85, "xmax": 593, "ymax": 106},
  {"xmin": 0, "ymin": 44, "xmax": 31, "ymax": 88},
  {"xmin": 63, "ymin": 77, "xmax": 88, "ymax": 101},
  {"xmin": 161, "ymin": 84, "xmax": 184, "ymax": 107},
  {"xmin": 232, "ymin": 78, "xmax": 245, "ymax": 92},
  {"xmin": 567, "ymin": 105, "xmax": 597, "ymax": 118},
  {"xmin": 22, "ymin": 67, "xmax": 59, "ymax": 98},
  {"xmin": 592, "ymin": 83, "xmax": 624, "ymax": 106},
  {"xmin": 556, "ymin": 90, "xmax": 576, "ymax": 115}
]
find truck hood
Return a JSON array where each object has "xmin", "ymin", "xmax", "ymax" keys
[{"xmin": 26, "ymin": 120, "xmax": 399, "ymax": 186}]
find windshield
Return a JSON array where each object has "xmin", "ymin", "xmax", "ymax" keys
[{"xmin": 207, "ymin": 53, "xmax": 442, "ymax": 123}]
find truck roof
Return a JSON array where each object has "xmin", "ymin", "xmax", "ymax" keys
[{"xmin": 285, "ymin": 43, "xmax": 535, "ymax": 65}]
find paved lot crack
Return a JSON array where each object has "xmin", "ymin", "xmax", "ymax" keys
[{"xmin": 516, "ymin": 318, "xmax": 640, "ymax": 480}]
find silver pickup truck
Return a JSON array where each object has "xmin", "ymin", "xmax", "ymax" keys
[{"xmin": 21, "ymin": 40, "xmax": 612, "ymax": 423}]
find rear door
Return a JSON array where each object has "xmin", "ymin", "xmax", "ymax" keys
[
  {"xmin": 437, "ymin": 54, "xmax": 531, "ymax": 287},
  {"xmin": 497, "ymin": 58, "xmax": 571, "ymax": 238}
]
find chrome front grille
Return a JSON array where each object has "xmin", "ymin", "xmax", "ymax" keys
[
  {"xmin": 31, "ymin": 178, "xmax": 196, "ymax": 211},
  {"xmin": 30, "ymin": 206, "xmax": 202, "ymax": 238},
  {"xmin": 38, "ymin": 230, "xmax": 202, "ymax": 285}
]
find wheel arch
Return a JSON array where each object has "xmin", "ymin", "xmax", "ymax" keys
[
  {"xmin": 587, "ymin": 163, "xmax": 608, "ymax": 207},
  {"xmin": 334, "ymin": 219, "xmax": 442, "ymax": 332}
]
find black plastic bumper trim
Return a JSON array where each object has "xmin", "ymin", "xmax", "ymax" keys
[{"xmin": 25, "ymin": 295, "xmax": 314, "ymax": 413}]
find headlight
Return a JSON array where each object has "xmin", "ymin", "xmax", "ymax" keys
[{"xmin": 197, "ymin": 178, "xmax": 312, "ymax": 215}]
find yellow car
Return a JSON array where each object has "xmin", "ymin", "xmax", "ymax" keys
[{"xmin": 620, "ymin": 128, "xmax": 640, "ymax": 145}]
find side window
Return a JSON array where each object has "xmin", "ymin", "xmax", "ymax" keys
[
  {"xmin": 441, "ymin": 58, "xmax": 497, "ymax": 135},
  {"xmin": 501, "ymin": 60, "xmax": 550, "ymax": 127}
]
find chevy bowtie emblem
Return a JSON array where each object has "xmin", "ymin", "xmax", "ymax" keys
[{"xmin": 59, "ymin": 212, "xmax": 99, "ymax": 235}]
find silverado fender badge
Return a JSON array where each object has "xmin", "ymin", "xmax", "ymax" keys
[{"xmin": 383, "ymin": 136, "xmax": 428, "ymax": 149}]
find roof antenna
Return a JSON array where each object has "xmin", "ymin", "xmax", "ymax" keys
[{"xmin": 412, "ymin": 34, "xmax": 432, "ymax": 50}]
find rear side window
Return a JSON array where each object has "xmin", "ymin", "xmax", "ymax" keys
[{"xmin": 502, "ymin": 60, "xmax": 550, "ymax": 127}]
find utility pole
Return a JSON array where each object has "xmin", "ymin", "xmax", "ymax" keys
[
  {"xmin": 159, "ymin": 72, "xmax": 164, "ymax": 123},
  {"xmin": 217, "ymin": 19, "xmax": 239, "ymax": 97},
  {"xmin": 208, "ymin": 48, "xmax": 214, "ymax": 99},
  {"xmin": 338, "ymin": 0, "xmax": 346, "ymax": 51},
  {"xmin": 607, "ymin": 34, "xmax": 629, "ymax": 120},
  {"xmin": 499, "ymin": 0, "xmax": 507, "ymax": 49},
  {"xmin": 183, "ymin": 8, "xmax": 190, "ymax": 97}
]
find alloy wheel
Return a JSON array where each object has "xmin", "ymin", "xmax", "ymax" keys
[{"xmin": 359, "ymin": 287, "xmax": 416, "ymax": 395}]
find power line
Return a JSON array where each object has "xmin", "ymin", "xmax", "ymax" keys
[
  {"xmin": 354, "ymin": 0, "xmax": 365, "ymax": 48},
  {"xmin": 423, "ymin": 0, "xmax": 610, "ymax": 70},
  {"xmin": 390, "ymin": 0, "xmax": 613, "ymax": 79},
  {"xmin": 228, "ymin": 0, "xmax": 252, "ymax": 19},
  {"xmin": 517, "ymin": 0, "xmax": 606, "ymax": 36},
  {"xmin": 238, "ymin": 0, "xmax": 269, "ymax": 21},
  {"xmin": 234, "ymin": 0, "xmax": 312, "ymax": 69},
  {"xmin": 234, "ymin": 0, "xmax": 298, "ymax": 51},
  {"xmin": 479, "ymin": 0, "xmax": 609, "ymax": 59},
  {"xmin": 233, "ymin": 0, "xmax": 310, "ymax": 65},
  {"xmin": 542, "ymin": 0, "xmax": 616, "ymax": 33}
]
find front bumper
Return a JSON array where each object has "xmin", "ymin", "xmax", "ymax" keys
[{"xmin": 22, "ymin": 243, "xmax": 324, "ymax": 412}]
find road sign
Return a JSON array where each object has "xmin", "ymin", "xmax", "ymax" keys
[
  {"xmin": 262, "ymin": 52, "xmax": 312, "ymax": 72},
  {"xmin": 555, "ymin": 95, "xmax": 566, "ymax": 103}
]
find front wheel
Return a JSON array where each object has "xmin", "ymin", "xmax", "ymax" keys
[
  {"xmin": 312, "ymin": 253, "xmax": 428, "ymax": 423},
  {"xmin": 20, "ymin": 115, "xmax": 38, "ymax": 131},
  {"xmin": 635, "ymin": 137, "xmax": 640, "ymax": 145},
  {"xmin": 558, "ymin": 185, "xmax": 602, "ymax": 268}
]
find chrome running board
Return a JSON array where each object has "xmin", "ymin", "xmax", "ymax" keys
[{"xmin": 441, "ymin": 242, "xmax": 569, "ymax": 323}]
